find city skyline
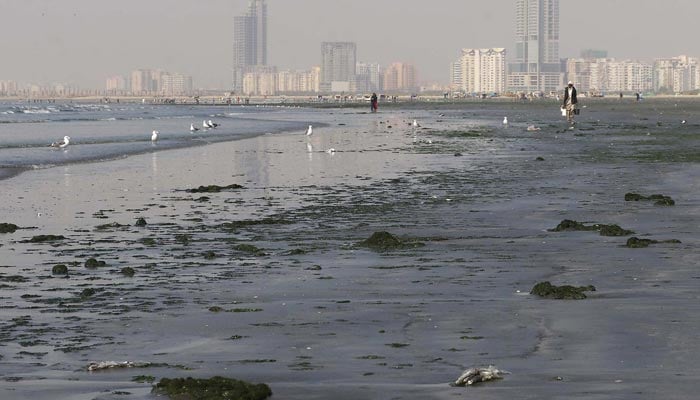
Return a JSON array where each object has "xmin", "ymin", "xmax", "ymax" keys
[{"xmin": 1, "ymin": 0, "xmax": 700, "ymax": 89}]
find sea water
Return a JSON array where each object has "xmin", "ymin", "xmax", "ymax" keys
[{"xmin": 0, "ymin": 101, "xmax": 309, "ymax": 180}]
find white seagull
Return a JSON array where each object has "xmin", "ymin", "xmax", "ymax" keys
[
  {"xmin": 208, "ymin": 120, "xmax": 219, "ymax": 128},
  {"xmin": 50, "ymin": 136, "xmax": 70, "ymax": 148},
  {"xmin": 413, "ymin": 119, "xmax": 420, "ymax": 127},
  {"xmin": 190, "ymin": 123, "xmax": 199, "ymax": 132},
  {"xmin": 203, "ymin": 120, "xmax": 211, "ymax": 129},
  {"xmin": 306, "ymin": 125, "xmax": 313, "ymax": 136},
  {"xmin": 326, "ymin": 148, "xmax": 336, "ymax": 154},
  {"xmin": 151, "ymin": 130, "xmax": 159, "ymax": 142},
  {"xmin": 503, "ymin": 117, "xmax": 509, "ymax": 125}
]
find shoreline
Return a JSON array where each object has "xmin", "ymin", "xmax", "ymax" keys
[{"xmin": 1, "ymin": 103, "xmax": 700, "ymax": 399}]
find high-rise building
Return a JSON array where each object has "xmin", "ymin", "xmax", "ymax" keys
[
  {"xmin": 356, "ymin": 62, "xmax": 382, "ymax": 93},
  {"xmin": 320, "ymin": 42, "xmax": 357, "ymax": 93},
  {"xmin": 653, "ymin": 56, "xmax": 698, "ymax": 93},
  {"xmin": 383, "ymin": 62, "xmax": 417, "ymax": 92},
  {"xmin": 508, "ymin": 0, "xmax": 561, "ymax": 93},
  {"xmin": 161, "ymin": 73, "xmax": 194, "ymax": 96},
  {"xmin": 233, "ymin": 0, "xmax": 268, "ymax": 93},
  {"xmin": 565, "ymin": 58, "xmax": 653, "ymax": 94},
  {"xmin": 451, "ymin": 48, "xmax": 506, "ymax": 94}
]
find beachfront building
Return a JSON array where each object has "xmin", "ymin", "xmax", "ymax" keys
[
  {"xmin": 242, "ymin": 66, "xmax": 277, "ymax": 96},
  {"xmin": 356, "ymin": 62, "xmax": 382, "ymax": 93},
  {"xmin": 277, "ymin": 69, "xmax": 318, "ymax": 93},
  {"xmin": 160, "ymin": 73, "xmax": 194, "ymax": 96},
  {"xmin": 450, "ymin": 48, "xmax": 506, "ymax": 95},
  {"xmin": 105, "ymin": 75, "xmax": 127, "ymax": 94},
  {"xmin": 508, "ymin": 0, "xmax": 561, "ymax": 93},
  {"xmin": 0, "ymin": 80, "xmax": 19, "ymax": 96},
  {"xmin": 383, "ymin": 62, "xmax": 417, "ymax": 93},
  {"xmin": 233, "ymin": 0, "xmax": 268, "ymax": 93},
  {"xmin": 653, "ymin": 56, "xmax": 699, "ymax": 94},
  {"xmin": 320, "ymin": 42, "xmax": 357, "ymax": 93},
  {"xmin": 565, "ymin": 58, "xmax": 654, "ymax": 94}
]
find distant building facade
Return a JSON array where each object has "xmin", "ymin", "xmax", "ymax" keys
[
  {"xmin": 653, "ymin": 55, "xmax": 698, "ymax": 93},
  {"xmin": 565, "ymin": 58, "xmax": 653, "ymax": 94},
  {"xmin": 242, "ymin": 66, "xmax": 277, "ymax": 96},
  {"xmin": 383, "ymin": 62, "xmax": 416, "ymax": 92},
  {"xmin": 233, "ymin": 0, "xmax": 268, "ymax": 93},
  {"xmin": 451, "ymin": 48, "xmax": 506, "ymax": 94},
  {"xmin": 356, "ymin": 62, "xmax": 382, "ymax": 93},
  {"xmin": 508, "ymin": 0, "xmax": 561, "ymax": 93},
  {"xmin": 320, "ymin": 42, "xmax": 357, "ymax": 93}
]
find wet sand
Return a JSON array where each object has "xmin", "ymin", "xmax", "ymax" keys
[{"xmin": 1, "ymin": 101, "xmax": 700, "ymax": 399}]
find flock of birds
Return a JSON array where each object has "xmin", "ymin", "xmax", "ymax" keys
[
  {"xmin": 48, "ymin": 115, "xmax": 692, "ymax": 150},
  {"xmin": 50, "ymin": 119, "xmax": 221, "ymax": 149}
]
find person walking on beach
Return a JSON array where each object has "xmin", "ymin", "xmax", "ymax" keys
[
  {"xmin": 562, "ymin": 81, "xmax": 578, "ymax": 125},
  {"xmin": 370, "ymin": 93, "xmax": 378, "ymax": 113}
]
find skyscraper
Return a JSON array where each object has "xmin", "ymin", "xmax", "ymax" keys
[
  {"xmin": 451, "ymin": 48, "xmax": 507, "ymax": 94},
  {"xmin": 320, "ymin": 42, "xmax": 357, "ymax": 93},
  {"xmin": 508, "ymin": 0, "xmax": 561, "ymax": 93},
  {"xmin": 233, "ymin": 0, "xmax": 268, "ymax": 92}
]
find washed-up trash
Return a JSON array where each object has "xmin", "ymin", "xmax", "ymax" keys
[
  {"xmin": 454, "ymin": 365, "xmax": 509, "ymax": 386},
  {"xmin": 87, "ymin": 361, "xmax": 151, "ymax": 371}
]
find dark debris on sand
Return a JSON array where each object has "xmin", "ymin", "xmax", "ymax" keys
[
  {"xmin": 551, "ymin": 220, "xmax": 633, "ymax": 237},
  {"xmin": 185, "ymin": 184, "xmax": 245, "ymax": 193},
  {"xmin": 152, "ymin": 376, "xmax": 272, "ymax": 400},
  {"xmin": 625, "ymin": 193, "xmax": 675, "ymax": 206},
  {"xmin": 357, "ymin": 231, "xmax": 425, "ymax": 252},
  {"xmin": 530, "ymin": 281, "xmax": 596, "ymax": 300}
]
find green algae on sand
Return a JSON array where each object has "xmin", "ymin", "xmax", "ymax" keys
[
  {"xmin": 624, "ymin": 193, "xmax": 675, "ymax": 206},
  {"xmin": 358, "ymin": 231, "xmax": 424, "ymax": 252},
  {"xmin": 530, "ymin": 281, "xmax": 596, "ymax": 300},
  {"xmin": 551, "ymin": 220, "xmax": 633, "ymax": 237},
  {"xmin": 626, "ymin": 237, "xmax": 681, "ymax": 248},
  {"xmin": 185, "ymin": 184, "xmax": 245, "ymax": 193},
  {"xmin": 152, "ymin": 376, "xmax": 272, "ymax": 400},
  {"xmin": 0, "ymin": 223, "xmax": 19, "ymax": 234}
]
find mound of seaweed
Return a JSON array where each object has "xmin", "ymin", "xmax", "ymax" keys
[
  {"xmin": 152, "ymin": 376, "xmax": 272, "ymax": 400},
  {"xmin": 530, "ymin": 281, "xmax": 596, "ymax": 300},
  {"xmin": 550, "ymin": 220, "xmax": 633, "ymax": 237}
]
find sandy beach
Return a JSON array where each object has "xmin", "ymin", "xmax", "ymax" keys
[{"xmin": 1, "ymin": 100, "xmax": 700, "ymax": 399}]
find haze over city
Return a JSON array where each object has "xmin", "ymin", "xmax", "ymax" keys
[{"xmin": 2, "ymin": 0, "xmax": 700, "ymax": 89}]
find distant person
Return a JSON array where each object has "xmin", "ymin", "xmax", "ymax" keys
[
  {"xmin": 619, "ymin": 92, "xmax": 623, "ymax": 99},
  {"xmin": 562, "ymin": 81, "xmax": 578, "ymax": 126},
  {"xmin": 370, "ymin": 93, "xmax": 378, "ymax": 113}
]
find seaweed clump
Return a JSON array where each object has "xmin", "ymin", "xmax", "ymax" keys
[
  {"xmin": 85, "ymin": 258, "xmax": 106, "ymax": 269},
  {"xmin": 357, "ymin": 231, "xmax": 426, "ymax": 252},
  {"xmin": 550, "ymin": 220, "xmax": 633, "ymax": 237},
  {"xmin": 625, "ymin": 193, "xmax": 675, "ymax": 206},
  {"xmin": 0, "ymin": 223, "xmax": 19, "ymax": 234},
  {"xmin": 152, "ymin": 376, "xmax": 272, "ymax": 400},
  {"xmin": 530, "ymin": 281, "xmax": 596, "ymax": 300},
  {"xmin": 26, "ymin": 235, "xmax": 66, "ymax": 243},
  {"xmin": 626, "ymin": 237, "xmax": 681, "ymax": 248},
  {"xmin": 186, "ymin": 184, "xmax": 245, "ymax": 193},
  {"xmin": 52, "ymin": 264, "xmax": 69, "ymax": 275}
]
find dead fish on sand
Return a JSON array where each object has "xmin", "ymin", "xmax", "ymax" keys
[{"xmin": 454, "ymin": 365, "xmax": 509, "ymax": 386}]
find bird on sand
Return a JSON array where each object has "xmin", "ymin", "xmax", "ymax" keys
[
  {"xmin": 503, "ymin": 117, "xmax": 509, "ymax": 125},
  {"xmin": 50, "ymin": 136, "xmax": 70, "ymax": 148},
  {"xmin": 306, "ymin": 125, "xmax": 313, "ymax": 136},
  {"xmin": 208, "ymin": 120, "xmax": 219, "ymax": 128},
  {"xmin": 190, "ymin": 123, "xmax": 199, "ymax": 132},
  {"xmin": 151, "ymin": 130, "xmax": 159, "ymax": 142}
]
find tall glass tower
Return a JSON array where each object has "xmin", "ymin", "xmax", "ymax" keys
[
  {"xmin": 233, "ymin": 0, "xmax": 268, "ymax": 92},
  {"xmin": 508, "ymin": 0, "xmax": 561, "ymax": 93}
]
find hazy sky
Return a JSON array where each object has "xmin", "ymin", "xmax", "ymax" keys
[{"xmin": 1, "ymin": 0, "xmax": 699, "ymax": 89}]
